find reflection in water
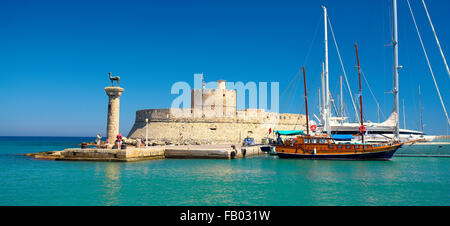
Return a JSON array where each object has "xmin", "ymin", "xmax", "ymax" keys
[
  {"xmin": 2, "ymin": 137, "xmax": 449, "ymax": 206},
  {"xmin": 184, "ymin": 161, "xmax": 240, "ymax": 205},
  {"xmin": 291, "ymin": 159, "xmax": 401, "ymax": 205},
  {"xmin": 102, "ymin": 163, "xmax": 121, "ymax": 205}
]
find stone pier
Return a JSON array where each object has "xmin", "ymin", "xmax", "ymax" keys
[
  {"xmin": 27, "ymin": 144, "xmax": 268, "ymax": 161},
  {"xmin": 105, "ymin": 86, "xmax": 124, "ymax": 144}
]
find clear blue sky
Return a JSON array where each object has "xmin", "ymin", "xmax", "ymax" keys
[{"xmin": 0, "ymin": 0, "xmax": 449, "ymax": 136}]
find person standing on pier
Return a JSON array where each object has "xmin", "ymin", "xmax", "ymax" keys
[
  {"xmin": 95, "ymin": 133, "xmax": 102, "ymax": 148},
  {"xmin": 116, "ymin": 133, "xmax": 123, "ymax": 149}
]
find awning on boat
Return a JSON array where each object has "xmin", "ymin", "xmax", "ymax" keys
[
  {"xmin": 275, "ymin": 130, "xmax": 304, "ymax": 136},
  {"xmin": 331, "ymin": 134, "xmax": 354, "ymax": 141}
]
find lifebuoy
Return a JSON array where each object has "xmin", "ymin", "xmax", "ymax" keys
[
  {"xmin": 359, "ymin": 125, "xmax": 366, "ymax": 133},
  {"xmin": 310, "ymin": 125, "xmax": 317, "ymax": 132}
]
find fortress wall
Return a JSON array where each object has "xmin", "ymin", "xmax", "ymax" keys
[
  {"xmin": 127, "ymin": 78, "xmax": 306, "ymax": 145},
  {"xmin": 127, "ymin": 120, "xmax": 305, "ymax": 145},
  {"xmin": 127, "ymin": 108, "xmax": 306, "ymax": 145}
]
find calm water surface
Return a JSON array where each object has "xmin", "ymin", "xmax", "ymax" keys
[{"xmin": 0, "ymin": 137, "xmax": 449, "ymax": 206}]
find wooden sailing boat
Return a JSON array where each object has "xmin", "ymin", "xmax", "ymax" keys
[{"xmin": 274, "ymin": 46, "xmax": 403, "ymax": 160}]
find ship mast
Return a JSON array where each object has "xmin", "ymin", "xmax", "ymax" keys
[
  {"xmin": 355, "ymin": 44, "xmax": 364, "ymax": 144},
  {"xmin": 419, "ymin": 85, "xmax": 423, "ymax": 132},
  {"xmin": 340, "ymin": 74, "xmax": 344, "ymax": 119},
  {"xmin": 303, "ymin": 67, "xmax": 309, "ymax": 135},
  {"xmin": 323, "ymin": 6, "xmax": 331, "ymax": 134},
  {"xmin": 321, "ymin": 62, "xmax": 326, "ymax": 127},
  {"xmin": 393, "ymin": 0, "xmax": 400, "ymax": 140},
  {"xmin": 403, "ymin": 98, "xmax": 406, "ymax": 129}
]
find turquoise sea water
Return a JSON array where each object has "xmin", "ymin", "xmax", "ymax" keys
[{"xmin": 0, "ymin": 137, "xmax": 449, "ymax": 206}]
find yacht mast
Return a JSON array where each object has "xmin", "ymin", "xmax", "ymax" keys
[
  {"xmin": 340, "ymin": 74, "xmax": 344, "ymax": 118},
  {"xmin": 355, "ymin": 44, "xmax": 365, "ymax": 144},
  {"xmin": 321, "ymin": 63, "xmax": 326, "ymax": 126},
  {"xmin": 403, "ymin": 98, "xmax": 406, "ymax": 129},
  {"xmin": 303, "ymin": 67, "xmax": 310, "ymax": 135},
  {"xmin": 323, "ymin": 6, "xmax": 331, "ymax": 134},
  {"xmin": 419, "ymin": 85, "xmax": 423, "ymax": 131},
  {"xmin": 393, "ymin": 0, "xmax": 400, "ymax": 140},
  {"xmin": 318, "ymin": 88, "xmax": 321, "ymax": 115}
]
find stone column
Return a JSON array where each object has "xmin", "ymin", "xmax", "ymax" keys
[{"xmin": 105, "ymin": 87, "xmax": 124, "ymax": 144}]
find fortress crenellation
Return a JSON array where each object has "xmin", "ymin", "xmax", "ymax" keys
[{"xmin": 133, "ymin": 108, "xmax": 304, "ymax": 124}]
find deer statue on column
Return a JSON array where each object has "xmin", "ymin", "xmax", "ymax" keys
[{"xmin": 109, "ymin": 72, "xmax": 120, "ymax": 86}]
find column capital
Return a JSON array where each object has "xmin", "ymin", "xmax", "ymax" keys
[{"xmin": 105, "ymin": 87, "xmax": 124, "ymax": 97}]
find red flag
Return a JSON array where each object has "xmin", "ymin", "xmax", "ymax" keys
[{"xmin": 269, "ymin": 128, "xmax": 272, "ymax": 134}]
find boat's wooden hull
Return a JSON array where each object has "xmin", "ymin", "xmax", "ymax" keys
[{"xmin": 276, "ymin": 145, "xmax": 402, "ymax": 160}]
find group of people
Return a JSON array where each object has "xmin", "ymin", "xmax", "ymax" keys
[{"xmin": 94, "ymin": 132, "xmax": 124, "ymax": 149}]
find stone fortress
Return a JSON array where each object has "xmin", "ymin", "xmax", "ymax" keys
[
  {"xmin": 26, "ymin": 74, "xmax": 306, "ymax": 162},
  {"xmin": 126, "ymin": 77, "xmax": 306, "ymax": 145}
]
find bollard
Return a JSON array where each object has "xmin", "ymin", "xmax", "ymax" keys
[{"xmin": 230, "ymin": 151, "xmax": 236, "ymax": 159}]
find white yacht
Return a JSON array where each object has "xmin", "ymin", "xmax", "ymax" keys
[{"xmin": 312, "ymin": 1, "xmax": 445, "ymax": 143}]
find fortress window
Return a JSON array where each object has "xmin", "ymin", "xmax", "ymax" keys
[{"xmin": 210, "ymin": 128, "xmax": 217, "ymax": 130}]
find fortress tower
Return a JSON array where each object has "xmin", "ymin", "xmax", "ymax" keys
[
  {"xmin": 190, "ymin": 80, "xmax": 237, "ymax": 118},
  {"xmin": 105, "ymin": 86, "xmax": 124, "ymax": 144}
]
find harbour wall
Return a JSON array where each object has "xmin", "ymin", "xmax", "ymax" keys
[{"xmin": 29, "ymin": 144, "xmax": 267, "ymax": 161}]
